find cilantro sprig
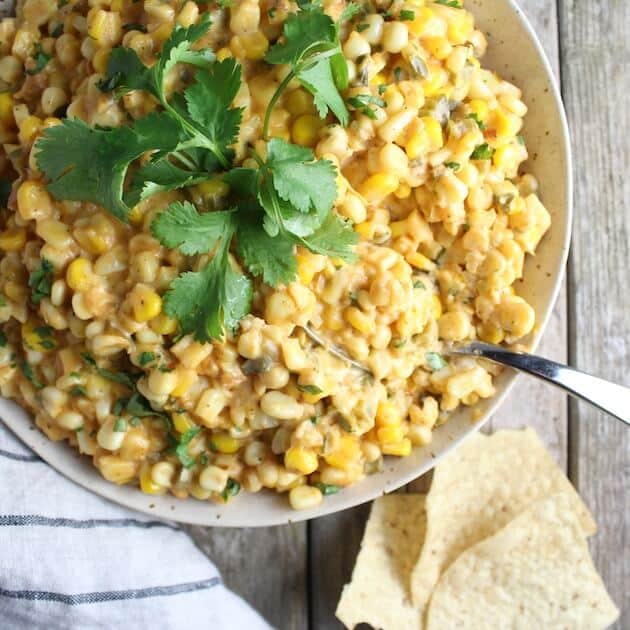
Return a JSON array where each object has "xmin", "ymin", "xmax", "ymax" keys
[
  {"xmin": 262, "ymin": 1, "xmax": 359, "ymax": 135},
  {"xmin": 35, "ymin": 9, "xmax": 359, "ymax": 344}
]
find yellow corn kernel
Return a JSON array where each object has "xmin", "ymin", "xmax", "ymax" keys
[
  {"xmin": 381, "ymin": 437, "xmax": 412, "ymax": 457},
  {"xmin": 447, "ymin": 11, "xmax": 474, "ymax": 45},
  {"xmin": 88, "ymin": 10, "xmax": 122, "ymax": 47},
  {"xmin": 296, "ymin": 254, "xmax": 317, "ymax": 285},
  {"xmin": 210, "ymin": 432, "xmax": 241, "ymax": 454},
  {"xmin": 323, "ymin": 305, "xmax": 344, "ymax": 331},
  {"xmin": 390, "ymin": 219, "xmax": 408, "ymax": 238},
  {"xmin": 216, "ymin": 46, "xmax": 232, "ymax": 61},
  {"xmin": 422, "ymin": 67, "xmax": 449, "ymax": 97},
  {"xmin": 376, "ymin": 401, "xmax": 402, "ymax": 427},
  {"xmin": 478, "ymin": 322, "xmax": 504, "ymax": 344},
  {"xmin": 0, "ymin": 92, "xmax": 13, "ymax": 125},
  {"xmin": 377, "ymin": 425, "xmax": 405, "ymax": 444},
  {"xmin": 92, "ymin": 48, "xmax": 110, "ymax": 74},
  {"xmin": 407, "ymin": 7, "xmax": 434, "ymax": 36},
  {"xmin": 344, "ymin": 306, "xmax": 374, "ymax": 335},
  {"xmin": 18, "ymin": 115, "xmax": 41, "ymax": 144},
  {"xmin": 493, "ymin": 144, "xmax": 519, "ymax": 172},
  {"xmin": 4, "ymin": 280, "xmax": 25, "ymax": 302},
  {"xmin": 285, "ymin": 89, "xmax": 316, "ymax": 116},
  {"xmin": 370, "ymin": 72, "xmax": 386, "ymax": 86},
  {"xmin": 128, "ymin": 204, "xmax": 145, "ymax": 225},
  {"xmin": 239, "ymin": 31, "xmax": 269, "ymax": 60},
  {"xmin": 291, "ymin": 114, "xmax": 323, "ymax": 147},
  {"xmin": 406, "ymin": 251, "xmax": 435, "ymax": 271},
  {"xmin": 140, "ymin": 465, "xmax": 167, "ymax": 495},
  {"xmin": 431, "ymin": 293, "xmax": 443, "ymax": 319},
  {"xmin": 66, "ymin": 258, "xmax": 93, "ymax": 292},
  {"xmin": 405, "ymin": 129, "xmax": 429, "ymax": 160},
  {"xmin": 150, "ymin": 313, "xmax": 178, "ymax": 335},
  {"xmin": 468, "ymin": 98, "xmax": 489, "ymax": 124},
  {"xmin": 324, "ymin": 435, "xmax": 361, "ymax": 470},
  {"xmin": 131, "ymin": 286, "xmax": 162, "ymax": 322},
  {"xmin": 424, "ymin": 37, "xmax": 452, "ymax": 60},
  {"xmin": 194, "ymin": 177, "xmax": 229, "ymax": 201},
  {"xmin": 394, "ymin": 183, "xmax": 411, "ymax": 199},
  {"xmin": 110, "ymin": 0, "xmax": 123, "ymax": 10},
  {"xmin": 355, "ymin": 220, "xmax": 375, "ymax": 240},
  {"xmin": 151, "ymin": 23, "xmax": 172, "ymax": 45},
  {"xmin": 421, "ymin": 116, "xmax": 444, "ymax": 150},
  {"xmin": 358, "ymin": 173, "xmax": 399, "ymax": 203},
  {"xmin": 22, "ymin": 321, "xmax": 57, "ymax": 353},
  {"xmin": 0, "ymin": 227, "xmax": 26, "ymax": 251},
  {"xmin": 285, "ymin": 446, "xmax": 318, "ymax": 475},
  {"xmin": 493, "ymin": 108, "xmax": 522, "ymax": 139},
  {"xmin": 172, "ymin": 411, "xmax": 196, "ymax": 434},
  {"xmin": 170, "ymin": 368, "xmax": 197, "ymax": 398}
]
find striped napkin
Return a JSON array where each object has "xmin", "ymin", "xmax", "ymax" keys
[{"xmin": 0, "ymin": 421, "xmax": 270, "ymax": 630}]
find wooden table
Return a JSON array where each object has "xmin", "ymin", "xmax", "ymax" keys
[{"xmin": 187, "ymin": 2, "xmax": 630, "ymax": 627}]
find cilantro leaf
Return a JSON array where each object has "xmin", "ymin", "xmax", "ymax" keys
[
  {"xmin": 163, "ymin": 228, "xmax": 252, "ymax": 341},
  {"xmin": 26, "ymin": 43, "xmax": 51, "ymax": 75},
  {"xmin": 28, "ymin": 259, "xmax": 54, "ymax": 305},
  {"xmin": 264, "ymin": 138, "xmax": 337, "ymax": 216},
  {"xmin": 236, "ymin": 217, "xmax": 297, "ymax": 286},
  {"xmin": 151, "ymin": 201, "xmax": 236, "ymax": 256},
  {"xmin": 175, "ymin": 426, "xmax": 201, "ymax": 468},
  {"xmin": 36, "ymin": 114, "xmax": 183, "ymax": 222},
  {"xmin": 81, "ymin": 352, "xmax": 137, "ymax": 389},
  {"xmin": 470, "ymin": 143, "xmax": 494, "ymax": 160},
  {"xmin": 426, "ymin": 351, "xmax": 448, "ymax": 371},
  {"xmin": 299, "ymin": 59, "xmax": 349, "ymax": 124},
  {"xmin": 296, "ymin": 212, "xmax": 358, "ymax": 261},
  {"xmin": 183, "ymin": 58, "xmax": 244, "ymax": 164}
]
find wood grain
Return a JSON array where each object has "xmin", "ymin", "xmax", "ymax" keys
[
  {"xmin": 185, "ymin": 524, "xmax": 308, "ymax": 629},
  {"xmin": 560, "ymin": 0, "xmax": 630, "ymax": 626}
]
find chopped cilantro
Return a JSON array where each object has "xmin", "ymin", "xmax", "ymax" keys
[
  {"xmin": 297, "ymin": 384, "xmax": 323, "ymax": 395},
  {"xmin": 517, "ymin": 134, "xmax": 525, "ymax": 145},
  {"xmin": 399, "ymin": 9, "xmax": 415, "ymax": 20},
  {"xmin": 29, "ymin": 260, "xmax": 54, "ymax": 305},
  {"xmin": 175, "ymin": 426, "xmax": 201, "ymax": 468},
  {"xmin": 357, "ymin": 23, "xmax": 369, "ymax": 32},
  {"xmin": 413, "ymin": 279, "xmax": 426, "ymax": 289},
  {"xmin": 113, "ymin": 418, "xmax": 127, "ymax": 432},
  {"xmin": 129, "ymin": 417, "xmax": 141, "ymax": 427},
  {"xmin": 467, "ymin": 112, "xmax": 486, "ymax": 130},
  {"xmin": 221, "ymin": 478, "xmax": 241, "ymax": 500},
  {"xmin": 445, "ymin": 161, "xmax": 460, "ymax": 171},
  {"xmin": 20, "ymin": 361, "xmax": 43, "ymax": 389},
  {"xmin": 434, "ymin": 0, "xmax": 462, "ymax": 7},
  {"xmin": 50, "ymin": 24, "xmax": 63, "ymax": 37},
  {"xmin": 392, "ymin": 338, "xmax": 407, "ymax": 349},
  {"xmin": 80, "ymin": 352, "xmax": 137, "ymax": 389},
  {"xmin": 122, "ymin": 22, "xmax": 147, "ymax": 32},
  {"xmin": 426, "ymin": 352, "xmax": 447, "ymax": 371},
  {"xmin": 394, "ymin": 67, "xmax": 403, "ymax": 81},
  {"xmin": 70, "ymin": 386, "xmax": 87, "ymax": 397},
  {"xmin": 138, "ymin": 351, "xmax": 156, "ymax": 367},
  {"xmin": 347, "ymin": 93, "xmax": 386, "ymax": 120},
  {"xmin": 26, "ymin": 43, "xmax": 51, "ymax": 75},
  {"xmin": 470, "ymin": 143, "xmax": 494, "ymax": 160},
  {"xmin": 316, "ymin": 482, "xmax": 340, "ymax": 496}
]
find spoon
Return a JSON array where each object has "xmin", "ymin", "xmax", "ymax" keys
[
  {"xmin": 451, "ymin": 341, "xmax": 630, "ymax": 427},
  {"xmin": 302, "ymin": 326, "xmax": 630, "ymax": 427}
]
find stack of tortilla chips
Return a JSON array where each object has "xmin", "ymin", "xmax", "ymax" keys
[{"xmin": 336, "ymin": 428, "xmax": 619, "ymax": 629}]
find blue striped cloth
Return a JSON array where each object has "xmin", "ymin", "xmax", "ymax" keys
[{"xmin": 0, "ymin": 422, "xmax": 270, "ymax": 630}]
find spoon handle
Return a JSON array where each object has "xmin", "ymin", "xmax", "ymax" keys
[{"xmin": 454, "ymin": 342, "xmax": 630, "ymax": 427}]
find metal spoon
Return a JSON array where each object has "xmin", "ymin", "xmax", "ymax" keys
[
  {"xmin": 451, "ymin": 341, "xmax": 630, "ymax": 427},
  {"xmin": 302, "ymin": 326, "xmax": 630, "ymax": 427}
]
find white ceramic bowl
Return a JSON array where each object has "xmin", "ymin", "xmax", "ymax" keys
[{"xmin": 0, "ymin": 0, "xmax": 572, "ymax": 526}]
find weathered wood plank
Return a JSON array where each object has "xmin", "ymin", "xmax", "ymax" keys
[
  {"xmin": 308, "ymin": 3, "xmax": 565, "ymax": 628},
  {"xmin": 560, "ymin": 1, "xmax": 630, "ymax": 626},
  {"xmin": 486, "ymin": 0, "xmax": 568, "ymax": 470},
  {"xmin": 185, "ymin": 524, "xmax": 308, "ymax": 629}
]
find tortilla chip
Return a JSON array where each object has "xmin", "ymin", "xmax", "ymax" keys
[
  {"xmin": 411, "ymin": 428, "xmax": 596, "ymax": 609},
  {"xmin": 336, "ymin": 495, "xmax": 426, "ymax": 629},
  {"xmin": 426, "ymin": 493, "xmax": 619, "ymax": 629}
]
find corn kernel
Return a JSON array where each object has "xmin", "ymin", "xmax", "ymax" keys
[
  {"xmin": 423, "ymin": 67, "xmax": 449, "ymax": 97},
  {"xmin": 407, "ymin": 7, "xmax": 434, "ymax": 37},
  {"xmin": 381, "ymin": 437, "xmax": 412, "ymax": 457},
  {"xmin": 285, "ymin": 446, "xmax": 318, "ymax": 475},
  {"xmin": 493, "ymin": 144, "xmax": 519, "ymax": 172},
  {"xmin": 131, "ymin": 286, "xmax": 162, "ymax": 322},
  {"xmin": 291, "ymin": 114, "xmax": 324, "ymax": 147},
  {"xmin": 210, "ymin": 432, "xmax": 241, "ymax": 454},
  {"xmin": 345, "ymin": 306, "xmax": 374, "ymax": 335},
  {"xmin": 376, "ymin": 401, "xmax": 402, "ymax": 427},
  {"xmin": 0, "ymin": 92, "xmax": 13, "ymax": 126},
  {"xmin": 431, "ymin": 293, "xmax": 443, "ymax": 319},
  {"xmin": 170, "ymin": 368, "xmax": 197, "ymax": 398},
  {"xmin": 447, "ymin": 11, "xmax": 474, "ymax": 45},
  {"xmin": 150, "ymin": 313, "xmax": 178, "ymax": 335},
  {"xmin": 140, "ymin": 465, "xmax": 167, "ymax": 495},
  {"xmin": 0, "ymin": 227, "xmax": 25, "ymax": 251},
  {"xmin": 216, "ymin": 47, "xmax": 232, "ymax": 61},
  {"xmin": 478, "ymin": 322, "xmax": 504, "ymax": 344},
  {"xmin": 324, "ymin": 435, "xmax": 361, "ymax": 470},
  {"xmin": 92, "ymin": 48, "xmax": 110, "ymax": 74},
  {"xmin": 285, "ymin": 89, "xmax": 316, "ymax": 116},
  {"xmin": 377, "ymin": 425, "xmax": 405, "ymax": 444},
  {"xmin": 394, "ymin": 183, "xmax": 411, "ymax": 199},
  {"xmin": 22, "ymin": 321, "xmax": 57, "ymax": 353},
  {"xmin": 422, "ymin": 116, "xmax": 444, "ymax": 149},
  {"xmin": 468, "ymin": 98, "xmax": 489, "ymax": 124},
  {"xmin": 172, "ymin": 412, "xmax": 195, "ymax": 434},
  {"xmin": 355, "ymin": 221, "xmax": 375, "ymax": 240},
  {"xmin": 424, "ymin": 37, "xmax": 452, "ymax": 60},
  {"xmin": 296, "ymin": 254, "xmax": 317, "ymax": 285},
  {"xmin": 493, "ymin": 108, "xmax": 522, "ymax": 139},
  {"xmin": 66, "ymin": 258, "xmax": 93, "ymax": 292},
  {"xmin": 194, "ymin": 177, "xmax": 229, "ymax": 201},
  {"xmin": 405, "ymin": 129, "xmax": 429, "ymax": 160},
  {"xmin": 358, "ymin": 173, "xmax": 399, "ymax": 203},
  {"xmin": 18, "ymin": 115, "xmax": 41, "ymax": 144},
  {"xmin": 370, "ymin": 72, "xmax": 386, "ymax": 86},
  {"xmin": 406, "ymin": 251, "xmax": 435, "ymax": 271}
]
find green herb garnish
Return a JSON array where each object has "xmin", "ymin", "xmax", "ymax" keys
[
  {"xmin": 175, "ymin": 426, "xmax": 201, "ymax": 468},
  {"xmin": 28, "ymin": 259, "xmax": 54, "ymax": 305},
  {"xmin": 413, "ymin": 279, "xmax": 426, "ymax": 289},
  {"xmin": 20, "ymin": 361, "xmax": 43, "ymax": 389},
  {"xmin": 434, "ymin": 0, "xmax": 462, "ymax": 7},
  {"xmin": 113, "ymin": 418, "xmax": 128, "ymax": 432},
  {"xmin": 221, "ymin": 477, "xmax": 241, "ymax": 500},
  {"xmin": 26, "ymin": 43, "xmax": 51, "ymax": 75},
  {"xmin": 517, "ymin": 134, "xmax": 525, "ymax": 145},
  {"xmin": 297, "ymin": 383, "xmax": 323, "ymax": 395},
  {"xmin": 426, "ymin": 352, "xmax": 447, "ymax": 371},
  {"xmin": 470, "ymin": 143, "xmax": 494, "ymax": 160},
  {"xmin": 347, "ymin": 93, "xmax": 386, "ymax": 120},
  {"xmin": 138, "ymin": 351, "xmax": 156, "ymax": 366},
  {"xmin": 316, "ymin": 482, "xmax": 340, "ymax": 496},
  {"xmin": 80, "ymin": 352, "xmax": 137, "ymax": 389},
  {"xmin": 70, "ymin": 386, "xmax": 87, "ymax": 397},
  {"xmin": 445, "ymin": 161, "xmax": 460, "ymax": 171},
  {"xmin": 467, "ymin": 112, "xmax": 486, "ymax": 130},
  {"xmin": 399, "ymin": 9, "xmax": 415, "ymax": 20}
]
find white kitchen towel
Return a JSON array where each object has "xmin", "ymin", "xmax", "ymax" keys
[{"xmin": 0, "ymin": 421, "xmax": 271, "ymax": 630}]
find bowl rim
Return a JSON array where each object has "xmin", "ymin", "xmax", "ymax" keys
[{"xmin": 1, "ymin": 0, "xmax": 573, "ymax": 527}]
